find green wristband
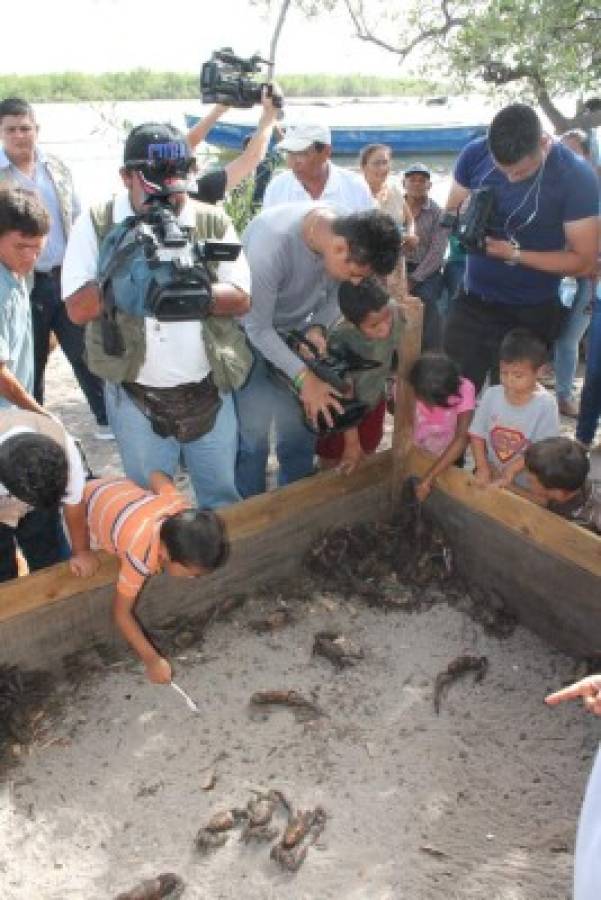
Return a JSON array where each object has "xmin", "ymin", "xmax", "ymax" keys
[{"xmin": 293, "ymin": 370, "xmax": 307, "ymax": 393}]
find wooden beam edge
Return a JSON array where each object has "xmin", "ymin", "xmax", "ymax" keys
[
  {"xmin": 0, "ymin": 450, "xmax": 393, "ymax": 625},
  {"xmin": 1, "ymin": 444, "xmax": 598, "ymax": 628},
  {"xmin": 406, "ymin": 447, "xmax": 601, "ymax": 577}
]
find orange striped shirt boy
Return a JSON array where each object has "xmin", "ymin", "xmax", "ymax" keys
[{"xmin": 84, "ymin": 477, "xmax": 190, "ymax": 599}]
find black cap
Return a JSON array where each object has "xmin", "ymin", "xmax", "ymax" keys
[
  {"xmin": 404, "ymin": 162, "xmax": 431, "ymax": 178},
  {"xmin": 123, "ymin": 122, "xmax": 190, "ymax": 167}
]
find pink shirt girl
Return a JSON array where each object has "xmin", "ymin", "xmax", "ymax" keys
[{"xmin": 413, "ymin": 377, "xmax": 476, "ymax": 455}]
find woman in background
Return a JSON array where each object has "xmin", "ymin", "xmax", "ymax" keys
[{"xmin": 360, "ymin": 143, "xmax": 418, "ymax": 251}]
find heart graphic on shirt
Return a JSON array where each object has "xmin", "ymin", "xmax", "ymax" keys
[{"xmin": 490, "ymin": 426, "xmax": 528, "ymax": 464}]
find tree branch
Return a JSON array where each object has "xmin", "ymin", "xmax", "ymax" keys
[{"xmin": 342, "ymin": 0, "xmax": 468, "ymax": 62}]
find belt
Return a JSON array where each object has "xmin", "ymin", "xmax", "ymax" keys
[{"xmin": 35, "ymin": 266, "xmax": 61, "ymax": 279}]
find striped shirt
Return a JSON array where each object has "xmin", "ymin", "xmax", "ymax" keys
[{"xmin": 84, "ymin": 477, "xmax": 190, "ymax": 599}]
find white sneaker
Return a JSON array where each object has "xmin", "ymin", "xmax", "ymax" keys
[{"xmin": 94, "ymin": 425, "xmax": 115, "ymax": 441}]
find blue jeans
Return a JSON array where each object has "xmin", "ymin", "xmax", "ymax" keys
[
  {"xmin": 105, "ymin": 383, "xmax": 240, "ymax": 508},
  {"xmin": 31, "ymin": 270, "xmax": 107, "ymax": 425},
  {"xmin": 409, "ymin": 269, "xmax": 444, "ymax": 350},
  {"xmin": 440, "ymin": 260, "xmax": 466, "ymax": 319},
  {"xmin": 577, "ymin": 293, "xmax": 601, "ymax": 446},
  {"xmin": 0, "ymin": 507, "xmax": 70, "ymax": 582},
  {"xmin": 235, "ymin": 351, "xmax": 316, "ymax": 498},
  {"xmin": 554, "ymin": 278, "xmax": 593, "ymax": 401}
]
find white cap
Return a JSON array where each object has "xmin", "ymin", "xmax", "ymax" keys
[{"xmin": 278, "ymin": 123, "xmax": 332, "ymax": 151}]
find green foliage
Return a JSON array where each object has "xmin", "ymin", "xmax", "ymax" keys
[
  {"xmin": 223, "ymin": 176, "xmax": 259, "ymax": 235},
  {"xmin": 448, "ymin": 0, "xmax": 600, "ymax": 98},
  {"xmin": 265, "ymin": 0, "xmax": 600, "ymax": 126},
  {"xmin": 0, "ymin": 70, "xmax": 198, "ymax": 102},
  {"xmin": 0, "ymin": 71, "xmax": 443, "ymax": 102}
]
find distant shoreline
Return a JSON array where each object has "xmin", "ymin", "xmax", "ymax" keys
[{"xmin": 0, "ymin": 70, "xmax": 447, "ymax": 102}]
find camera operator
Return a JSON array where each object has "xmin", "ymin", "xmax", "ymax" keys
[
  {"xmin": 443, "ymin": 103, "xmax": 599, "ymax": 392},
  {"xmin": 62, "ymin": 123, "xmax": 251, "ymax": 509},
  {"xmin": 186, "ymin": 85, "xmax": 283, "ymax": 206}
]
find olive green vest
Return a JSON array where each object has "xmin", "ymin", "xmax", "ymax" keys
[
  {"xmin": 0, "ymin": 153, "xmax": 75, "ymax": 240},
  {"xmin": 85, "ymin": 198, "xmax": 252, "ymax": 392}
]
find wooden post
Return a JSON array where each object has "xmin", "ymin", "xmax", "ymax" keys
[{"xmin": 387, "ymin": 261, "xmax": 423, "ymax": 502}]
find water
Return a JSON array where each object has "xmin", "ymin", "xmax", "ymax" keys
[{"xmin": 32, "ymin": 98, "xmax": 474, "ymax": 206}]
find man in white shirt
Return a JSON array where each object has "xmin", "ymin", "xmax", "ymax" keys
[
  {"xmin": 262, "ymin": 123, "xmax": 375, "ymax": 213},
  {"xmin": 62, "ymin": 123, "xmax": 251, "ymax": 509}
]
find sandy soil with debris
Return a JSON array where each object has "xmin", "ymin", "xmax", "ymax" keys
[
  {"xmin": 1, "ymin": 349, "xmax": 599, "ymax": 900},
  {"xmin": 1, "ymin": 582, "xmax": 599, "ymax": 900}
]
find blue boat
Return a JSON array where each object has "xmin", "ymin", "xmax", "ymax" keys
[{"xmin": 185, "ymin": 115, "xmax": 487, "ymax": 155}]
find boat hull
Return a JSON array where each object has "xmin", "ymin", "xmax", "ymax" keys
[{"xmin": 185, "ymin": 116, "xmax": 487, "ymax": 155}]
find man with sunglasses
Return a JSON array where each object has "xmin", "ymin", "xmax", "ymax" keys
[
  {"xmin": 0, "ymin": 98, "xmax": 110, "ymax": 438},
  {"xmin": 62, "ymin": 123, "xmax": 251, "ymax": 509}
]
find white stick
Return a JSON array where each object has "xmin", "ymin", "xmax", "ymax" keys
[{"xmin": 170, "ymin": 681, "xmax": 200, "ymax": 714}]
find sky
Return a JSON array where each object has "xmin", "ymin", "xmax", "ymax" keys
[{"xmin": 5, "ymin": 0, "xmax": 409, "ymax": 77}]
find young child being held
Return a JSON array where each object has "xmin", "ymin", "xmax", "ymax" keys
[
  {"xmin": 524, "ymin": 436, "xmax": 600, "ymax": 533},
  {"xmin": 469, "ymin": 328, "xmax": 560, "ymax": 489},
  {"xmin": 316, "ymin": 277, "xmax": 403, "ymax": 474},
  {"xmin": 409, "ymin": 352, "xmax": 476, "ymax": 501},
  {"xmin": 84, "ymin": 471, "xmax": 229, "ymax": 684}
]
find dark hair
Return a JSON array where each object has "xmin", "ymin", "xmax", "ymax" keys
[
  {"xmin": 408, "ymin": 352, "xmax": 462, "ymax": 408},
  {"xmin": 488, "ymin": 104, "xmax": 542, "ymax": 165},
  {"xmin": 0, "ymin": 433, "xmax": 68, "ymax": 508},
  {"xmin": 0, "ymin": 98, "xmax": 35, "ymax": 123},
  {"xmin": 559, "ymin": 129, "xmax": 591, "ymax": 158},
  {"xmin": 332, "ymin": 209, "xmax": 401, "ymax": 276},
  {"xmin": 338, "ymin": 276, "xmax": 389, "ymax": 326},
  {"xmin": 160, "ymin": 509, "xmax": 229, "ymax": 571},
  {"xmin": 359, "ymin": 143, "xmax": 392, "ymax": 168},
  {"xmin": 524, "ymin": 437, "xmax": 589, "ymax": 491},
  {"xmin": 499, "ymin": 328, "xmax": 548, "ymax": 369},
  {"xmin": 0, "ymin": 186, "xmax": 50, "ymax": 238},
  {"xmin": 312, "ymin": 141, "xmax": 328, "ymax": 153}
]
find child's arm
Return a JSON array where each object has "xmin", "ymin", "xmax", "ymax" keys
[
  {"xmin": 148, "ymin": 470, "xmax": 175, "ymax": 494},
  {"xmin": 113, "ymin": 589, "xmax": 172, "ymax": 684},
  {"xmin": 339, "ymin": 426, "xmax": 364, "ymax": 475},
  {"xmin": 470, "ymin": 436, "xmax": 492, "ymax": 487},
  {"xmin": 63, "ymin": 501, "xmax": 99, "ymax": 577},
  {"xmin": 416, "ymin": 410, "xmax": 472, "ymax": 502},
  {"xmin": 0, "ymin": 363, "xmax": 47, "ymax": 415},
  {"xmin": 492, "ymin": 456, "xmax": 525, "ymax": 489}
]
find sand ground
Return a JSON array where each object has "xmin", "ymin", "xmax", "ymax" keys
[{"xmin": 1, "ymin": 348, "xmax": 599, "ymax": 900}]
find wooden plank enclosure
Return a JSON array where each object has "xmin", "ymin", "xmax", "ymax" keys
[
  {"xmin": 1, "ymin": 444, "xmax": 600, "ymax": 670},
  {"xmin": 0, "ymin": 452, "xmax": 394, "ymax": 671}
]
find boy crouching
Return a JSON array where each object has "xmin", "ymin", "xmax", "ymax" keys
[
  {"xmin": 85, "ymin": 471, "xmax": 228, "ymax": 683},
  {"xmin": 524, "ymin": 437, "xmax": 601, "ymax": 534}
]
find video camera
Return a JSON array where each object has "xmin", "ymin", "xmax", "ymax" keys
[
  {"xmin": 271, "ymin": 330, "xmax": 381, "ymax": 436},
  {"xmin": 134, "ymin": 197, "xmax": 241, "ymax": 322},
  {"xmin": 440, "ymin": 187, "xmax": 496, "ymax": 254},
  {"xmin": 200, "ymin": 47, "xmax": 282, "ymax": 110},
  {"xmin": 98, "ymin": 195, "xmax": 242, "ymax": 357}
]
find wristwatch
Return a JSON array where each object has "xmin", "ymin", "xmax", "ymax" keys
[{"xmin": 505, "ymin": 240, "xmax": 521, "ymax": 266}]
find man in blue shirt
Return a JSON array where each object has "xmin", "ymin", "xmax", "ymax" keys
[
  {"xmin": 443, "ymin": 103, "xmax": 599, "ymax": 391},
  {"xmin": 0, "ymin": 186, "xmax": 73, "ymax": 577},
  {"xmin": 0, "ymin": 98, "xmax": 110, "ymax": 438}
]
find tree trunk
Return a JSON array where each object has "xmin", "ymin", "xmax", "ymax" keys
[{"xmin": 268, "ymin": 0, "xmax": 293, "ymax": 79}]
